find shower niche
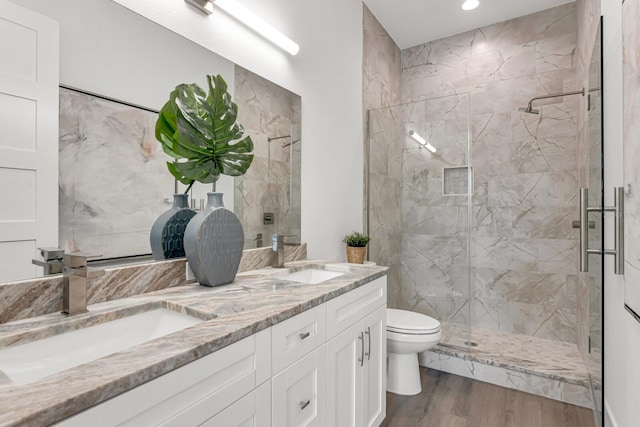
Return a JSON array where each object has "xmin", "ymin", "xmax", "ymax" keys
[{"xmin": 442, "ymin": 166, "xmax": 473, "ymax": 196}]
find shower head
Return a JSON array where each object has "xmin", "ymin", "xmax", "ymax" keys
[{"xmin": 518, "ymin": 106, "xmax": 540, "ymax": 114}]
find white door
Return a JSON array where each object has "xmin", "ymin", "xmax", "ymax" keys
[
  {"xmin": 0, "ymin": 0, "xmax": 59, "ymax": 281},
  {"xmin": 362, "ymin": 306, "xmax": 386, "ymax": 427},
  {"xmin": 326, "ymin": 321, "xmax": 363, "ymax": 427}
]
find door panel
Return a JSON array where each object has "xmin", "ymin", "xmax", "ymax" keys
[
  {"xmin": 326, "ymin": 321, "xmax": 362, "ymax": 427},
  {"xmin": 363, "ymin": 306, "xmax": 386, "ymax": 427},
  {"xmin": 0, "ymin": 0, "xmax": 59, "ymax": 282}
]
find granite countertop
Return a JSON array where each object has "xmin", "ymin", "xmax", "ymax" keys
[{"xmin": 0, "ymin": 260, "xmax": 387, "ymax": 427}]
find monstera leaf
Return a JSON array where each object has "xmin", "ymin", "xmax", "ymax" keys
[{"xmin": 155, "ymin": 74, "xmax": 254, "ymax": 189}]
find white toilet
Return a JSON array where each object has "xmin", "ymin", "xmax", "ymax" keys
[{"xmin": 386, "ymin": 308, "xmax": 441, "ymax": 395}]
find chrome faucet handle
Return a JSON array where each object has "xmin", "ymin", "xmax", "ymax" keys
[
  {"xmin": 37, "ymin": 247, "xmax": 65, "ymax": 260},
  {"xmin": 63, "ymin": 252, "xmax": 102, "ymax": 268}
]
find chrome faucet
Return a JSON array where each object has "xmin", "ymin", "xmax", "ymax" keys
[
  {"xmin": 62, "ymin": 253, "xmax": 104, "ymax": 315},
  {"xmin": 32, "ymin": 247, "xmax": 65, "ymax": 275},
  {"xmin": 271, "ymin": 234, "xmax": 297, "ymax": 268}
]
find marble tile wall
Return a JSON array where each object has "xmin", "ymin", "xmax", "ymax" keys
[
  {"xmin": 234, "ymin": 66, "xmax": 300, "ymax": 248},
  {"xmin": 363, "ymin": 5, "xmax": 402, "ymax": 308},
  {"xmin": 398, "ymin": 3, "xmax": 580, "ymax": 343},
  {"xmin": 0, "ymin": 244, "xmax": 307, "ymax": 324}
]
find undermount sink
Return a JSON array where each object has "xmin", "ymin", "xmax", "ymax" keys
[
  {"xmin": 0, "ymin": 308, "xmax": 204, "ymax": 386},
  {"xmin": 279, "ymin": 268, "xmax": 346, "ymax": 284}
]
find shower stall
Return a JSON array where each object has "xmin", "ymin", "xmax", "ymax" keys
[{"xmin": 366, "ymin": 83, "xmax": 600, "ymax": 410}]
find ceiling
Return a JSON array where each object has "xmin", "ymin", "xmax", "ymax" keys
[{"xmin": 362, "ymin": 0, "xmax": 574, "ymax": 49}]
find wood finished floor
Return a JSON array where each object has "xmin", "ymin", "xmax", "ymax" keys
[{"xmin": 381, "ymin": 368, "xmax": 595, "ymax": 427}]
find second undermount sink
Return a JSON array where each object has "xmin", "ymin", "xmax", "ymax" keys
[
  {"xmin": 0, "ymin": 308, "xmax": 204, "ymax": 386},
  {"xmin": 279, "ymin": 268, "xmax": 346, "ymax": 284}
]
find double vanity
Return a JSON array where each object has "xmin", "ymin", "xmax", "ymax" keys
[{"xmin": 0, "ymin": 261, "xmax": 387, "ymax": 427}]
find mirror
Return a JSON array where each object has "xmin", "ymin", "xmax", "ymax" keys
[{"xmin": 0, "ymin": 0, "xmax": 301, "ymax": 282}]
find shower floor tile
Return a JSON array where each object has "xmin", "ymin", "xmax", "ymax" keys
[{"xmin": 434, "ymin": 322, "xmax": 590, "ymax": 386}]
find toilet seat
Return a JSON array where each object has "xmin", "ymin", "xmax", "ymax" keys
[{"xmin": 386, "ymin": 308, "xmax": 440, "ymax": 334}]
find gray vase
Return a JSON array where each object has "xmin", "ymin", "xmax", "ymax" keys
[
  {"xmin": 184, "ymin": 192, "xmax": 244, "ymax": 286},
  {"xmin": 150, "ymin": 194, "xmax": 196, "ymax": 260}
]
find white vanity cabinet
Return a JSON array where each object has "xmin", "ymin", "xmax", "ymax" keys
[
  {"xmin": 55, "ymin": 275, "xmax": 386, "ymax": 427},
  {"xmin": 56, "ymin": 329, "xmax": 272, "ymax": 427},
  {"xmin": 326, "ymin": 278, "xmax": 387, "ymax": 427}
]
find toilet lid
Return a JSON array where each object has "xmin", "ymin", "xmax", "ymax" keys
[{"xmin": 387, "ymin": 308, "xmax": 440, "ymax": 334}]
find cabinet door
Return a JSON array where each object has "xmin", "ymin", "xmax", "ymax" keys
[
  {"xmin": 200, "ymin": 381, "xmax": 271, "ymax": 427},
  {"xmin": 362, "ymin": 306, "xmax": 386, "ymax": 427},
  {"xmin": 326, "ymin": 321, "xmax": 363, "ymax": 427},
  {"xmin": 272, "ymin": 345, "xmax": 326, "ymax": 426}
]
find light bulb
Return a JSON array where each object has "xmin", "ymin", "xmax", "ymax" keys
[{"xmin": 462, "ymin": 0, "xmax": 480, "ymax": 11}]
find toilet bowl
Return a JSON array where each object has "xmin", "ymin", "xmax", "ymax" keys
[{"xmin": 386, "ymin": 308, "xmax": 441, "ymax": 395}]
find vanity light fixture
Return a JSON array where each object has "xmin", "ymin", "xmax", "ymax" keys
[
  {"xmin": 461, "ymin": 0, "xmax": 480, "ymax": 11},
  {"xmin": 409, "ymin": 130, "xmax": 437, "ymax": 153},
  {"xmin": 185, "ymin": 0, "xmax": 300, "ymax": 55},
  {"xmin": 185, "ymin": 0, "xmax": 213, "ymax": 14}
]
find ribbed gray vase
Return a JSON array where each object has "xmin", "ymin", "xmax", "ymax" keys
[
  {"xmin": 150, "ymin": 194, "xmax": 196, "ymax": 260},
  {"xmin": 184, "ymin": 192, "xmax": 244, "ymax": 287}
]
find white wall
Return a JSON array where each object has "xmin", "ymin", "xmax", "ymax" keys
[
  {"xmin": 11, "ymin": 0, "xmax": 234, "ymax": 111},
  {"xmin": 601, "ymin": 0, "xmax": 640, "ymax": 426},
  {"xmin": 11, "ymin": 0, "xmax": 237, "ymax": 209},
  {"xmin": 112, "ymin": 0, "xmax": 365, "ymax": 260}
]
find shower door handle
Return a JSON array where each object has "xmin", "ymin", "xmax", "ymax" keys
[{"xmin": 578, "ymin": 187, "xmax": 624, "ymax": 275}]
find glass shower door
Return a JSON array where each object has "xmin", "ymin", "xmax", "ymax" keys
[
  {"xmin": 586, "ymin": 21, "xmax": 603, "ymax": 425},
  {"xmin": 367, "ymin": 93, "xmax": 472, "ymax": 351}
]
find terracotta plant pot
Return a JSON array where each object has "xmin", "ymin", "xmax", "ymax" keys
[{"xmin": 346, "ymin": 246, "xmax": 367, "ymax": 264}]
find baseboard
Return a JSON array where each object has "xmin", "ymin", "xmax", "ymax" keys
[{"xmin": 604, "ymin": 399, "xmax": 619, "ymax": 427}]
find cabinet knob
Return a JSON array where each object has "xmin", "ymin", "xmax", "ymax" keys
[
  {"xmin": 299, "ymin": 331, "xmax": 311, "ymax": 340},
  {"xmin": 299, "ymin": 400, "xmax": 311, "ymax": 410}
]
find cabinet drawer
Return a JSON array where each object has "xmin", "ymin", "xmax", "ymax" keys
[
  {"xmin": 272, "ymin": 345, "xmax": 326, "ymax": 427},
  {"xmin": 326, "ymin": 277, "xmax": 387, "ymax": 338},
  {"xmin": 272, "ymin": 304, "xmax": 326, "ymax": 375},
  {"xmin": 200, "ymin": 380, "xmax": 271, "ymax": 427},
  {"xmin": 56, "ymin": 329, "xmax": 271, "ymax": 427}
]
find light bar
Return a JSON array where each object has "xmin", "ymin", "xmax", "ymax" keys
[
  {"xmin": 409, "ymin": 130, "xmax": 437, "ymax": 153},
  {"xmin": 214, "ymin": 0, "xmax": 300, "ymax": 55}
]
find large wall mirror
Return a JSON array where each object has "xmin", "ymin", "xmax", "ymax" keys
[{"xmin": 0, "ymin": 0, "xmax": 301, "ymax": 283}]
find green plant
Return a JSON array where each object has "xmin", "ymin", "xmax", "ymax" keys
[
  {"xmin": 342, "ymin": 231, "xmax": 370, "ymax": 247},
  {"xmin": 155, "ymin": 74, "xmax": 254, "ymax": 193}
]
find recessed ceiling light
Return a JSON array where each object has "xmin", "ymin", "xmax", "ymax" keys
[{"xmin": 462, "ymin": 0, "xmax": 480, "ymax": 11}]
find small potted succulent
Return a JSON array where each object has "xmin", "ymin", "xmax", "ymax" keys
[{"xmin": 343, "ymin": 231, "xmax": 371, "ymax": 264}]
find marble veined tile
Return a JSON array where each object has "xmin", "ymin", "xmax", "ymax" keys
[
  {"xmin": 536, "ymin": 32, "xmax": 577, "ymax": 73},
  {"xmin": 425, "ymin": 323, "xmax": 590, "ymax": 406},
  {"xmin": 421, "ymin": 351, "xmax": 591, "ymax": 407}
]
